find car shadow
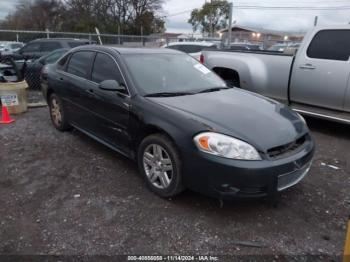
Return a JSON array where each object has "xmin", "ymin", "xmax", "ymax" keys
[{"xmin": 305, "ymin": 116, "xmax": 350, "ymax": 139}]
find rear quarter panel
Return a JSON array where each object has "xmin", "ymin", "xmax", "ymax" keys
[{"xmin": 203, "ymin": 51, "xmax": 294, "ymax": 103}]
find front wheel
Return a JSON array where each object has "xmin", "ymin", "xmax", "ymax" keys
[
  {"xmin": 49, "ymin": 93, "xmax": 71, "ymax": 131},
  {"xmin": 138, "ymin": 134, "xmax": 185, "ymax": 198}
]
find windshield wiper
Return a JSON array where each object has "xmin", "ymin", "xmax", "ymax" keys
[
  {"xmin": 144, "ymin": 92, "xmax": 194, "ymax": 97},
  {"xmin": 196, "ymin": 87, "xmax": 231, "ymax": 94}
]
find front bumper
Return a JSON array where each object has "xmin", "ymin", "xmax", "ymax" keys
[{"xmin": 181, "ymin": 138, "xmax": 315, "ymax": 199}]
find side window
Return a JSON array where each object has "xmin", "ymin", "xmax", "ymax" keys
[
  {"xmin": 21, "ymin": 43, "xmax": 41, "ymax": 52},
  {"xmin": 91, "ymin": 53, "xmax": 123, "ymax": 84},
  {"xmin": 307, "ymin": 30, "xmax": 350, "ymax": 61},
  {"xmin": 40, "ymin": 42, "xmax": 62, "ymax": 52},
  {"xmin": 66, "ymin": 51, "xmax": 94, "ymax": 78}
]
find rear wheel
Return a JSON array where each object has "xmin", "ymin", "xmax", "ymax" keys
[
  {"xmin": 138, "ymin": 134, "xmax": 185, "ymax": 198},
  {"xmin": 49, "ymin": 93, "xmax": 71, "ymax": 131}
]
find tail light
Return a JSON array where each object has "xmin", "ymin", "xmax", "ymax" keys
[{"xmin": 200, "ymin": 54, "xmax": 204, "ymax": 64}]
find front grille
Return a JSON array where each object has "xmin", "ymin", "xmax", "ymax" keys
[
  {"xmin": 267, "ymin": 135, "xmax": 307, "ymax": 159},
  {"xmin": 277, "ymin": 163, "xmax": 311, "ymax": 191}
]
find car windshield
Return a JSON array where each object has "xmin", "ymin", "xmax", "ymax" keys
[{"xmin": 123, "ymin": 53, "xmax": 227, "ymax": 96}]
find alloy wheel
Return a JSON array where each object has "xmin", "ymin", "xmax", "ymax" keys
[{"xmin": 143, "ymin": 144, "xmax": 173, "ymax": 189}]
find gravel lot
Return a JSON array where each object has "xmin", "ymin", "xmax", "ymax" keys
[{"xmin": 0, "ymin": 106, "xmax": 349, "ymax": 259}]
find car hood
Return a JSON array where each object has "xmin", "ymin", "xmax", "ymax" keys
[{"xmin": 147, "ymin": 88, "xmax": 307, "ymax": 151}]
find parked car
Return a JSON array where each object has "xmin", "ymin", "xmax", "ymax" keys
[
  {"xmin": 163, "ymin": 41, "xmax": 218, "ymax": 60},
  {"xmin": 25, "ymin": 48, "xmax": 69, "ymax": 89},
  {"xmin": 13, "ymin": 38, "xmax": 93, "ymax": 61},
  {"xmin": 41, "ymin": 46, "xmax": 314, "ymax": 199},
  {"xmin": 0, "ymin": 62, "xmax": 18, "ymax": 82},
  {"xmin": 268, "ymin": 43, "xmax": 289, "ymax": 52},
  {"xmin": 283, "ymin": 43, "xmax": 301, "ymax": 55},
  {"xmin": 201, "ymin": 26, "xmax": 350, "ymax": 124},
  {"xmin": 0, "ymin": 42, "xmax": 24, "ymax": 57},
  {"xmin": 229, "ymin": 43, "xmax": 262, "ymax": 51}
]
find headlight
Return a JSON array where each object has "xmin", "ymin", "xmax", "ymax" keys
[{"xmin": 194, "ymin": 132, "xmax": 261, "ymax": 160}]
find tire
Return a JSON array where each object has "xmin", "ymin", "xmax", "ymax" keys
[
  {"xmin": 138, "ymin": 134, "xmax": 185, "ymax": 198},
  {"xmin": 48, "ymin": 93, "xmax": 71, "ymax": 131}
]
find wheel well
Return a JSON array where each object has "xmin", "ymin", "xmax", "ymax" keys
[
  {"xmin": 134, "ymin": 125, "xmax": 177, "ymax": 152},
  {"xmin": 46, "ymin": 88, "xmax": 54, "ymax": 101},
  {"xmin": 213, "ymin": 67, "xmax": 240, "ymax": 88}
]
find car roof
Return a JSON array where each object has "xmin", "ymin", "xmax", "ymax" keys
[
  {"xmin": 75, "ymin": 45, "xmax": 182, "ymax": 55},
  {"xmin": 30, "ymin": 38, "xmax": 91, "ymax": 42},
  {"xmin": 166, "ymin": 41, "xmax": 216, "ymax": 47}
]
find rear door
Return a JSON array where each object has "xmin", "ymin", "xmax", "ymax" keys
[
  {"xmin": 61, "ymin": 51, "xmax": 95, "ymax": 127},
  {"xmin": 290, "ymin": 30, "xmax": 350, "ymax": 110},
  {"xmin": 83, "ymin": 52, "xmax": 131, "ymax": 153}
]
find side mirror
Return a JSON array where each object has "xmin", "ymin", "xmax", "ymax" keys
[
  {"xmin": 99, "ymin": 80, "xmax": 125, "ymax": 92},
  {"xmin": 39, "ymin": 59, "xmax": 46, "ymax": 65}
]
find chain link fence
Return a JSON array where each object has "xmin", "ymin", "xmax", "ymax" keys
[
  {"xmin": 0, "ymin": 29, "xmax": 224, "ymax": 47},
  {"xmin": 0, "ymin": 29, "xmax": 303, "ymax": 90}
]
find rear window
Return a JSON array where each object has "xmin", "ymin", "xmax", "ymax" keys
[
  {"xmin": 57, "ymin": 53, "xmax": 70, "ymax": 70},
  {"xmin": 167, "ymin": 45, "xmax": 212, "ymax": 54},
  {"xmin": 68, "ymin": 41, "xmax": 90, "ymax": 48},
  {"xmin": 66, "ymin": 51, "xmax": 94, "ymax": 78},
  {"xmin": 41, "ymin": 42, "xmax": 62, "ymax": 52},
  {"xmin": 45, "ymin": 50, "xmax": 67, "ymax": 64},
  {"xmin": 22, "ymin": 42, "xmax": 41, "ymax": 52},
  {"xmin": 307, "ymin": 30, "xmax": 350, "ymax": 61}
]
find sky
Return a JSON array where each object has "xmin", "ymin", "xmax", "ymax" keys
[
  {"xmin": 1, "ymin": 0, "xmax": 350, "ymax": 34},
  {"xmin": 162, "ymin": 0, "xmax": 350, "ymax": 34}
]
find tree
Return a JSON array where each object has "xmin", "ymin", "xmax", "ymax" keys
[
  {"xmin": 0, "ymin": 0, "xmax": 166, "ymax": 35},
  {"xmin": 1, "ymin": 0, "xmax": 65, "ymax": 31},
  {"xmin": 188, "ymin": 0, "xmax": 230, "ymax": 37}
]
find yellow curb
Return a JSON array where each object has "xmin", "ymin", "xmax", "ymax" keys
[{"xmin": 344, "ymin": 217, "xmax": 350, "ymax": 262}]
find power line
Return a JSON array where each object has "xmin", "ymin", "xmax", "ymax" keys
[
  {"xmin": 233, "ymin": 5, "xmax": 350, "ymax": 10},
  {"xmin": 164, "ymin": 2, "xmax": 350, "ymax": 18}
]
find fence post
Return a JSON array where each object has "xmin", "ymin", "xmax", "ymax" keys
[{"xmin": 46, "ymin": 28, "xmax": 50, "ymax": 39}]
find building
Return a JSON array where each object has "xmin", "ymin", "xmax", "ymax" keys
[{"xmin": 219, "ymin": 24, "xmax": 305, "ymax": 48}]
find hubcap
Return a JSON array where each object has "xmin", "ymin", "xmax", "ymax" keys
[
  {"xmin": 143, "ymin": 144, "xmax": 173, "ymax": 189},
  {"xmin": 51, "ymin": 98, "xmax": 62, "ymax": 126}
]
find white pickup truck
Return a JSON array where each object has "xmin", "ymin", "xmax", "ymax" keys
[{"xmin": 201, "ymin": 26, "xmax": 350, "ymax": 124}]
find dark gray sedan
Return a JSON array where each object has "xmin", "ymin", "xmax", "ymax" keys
[{"xmin": 41, "ymin": 45, "xmax": 315, "ymax": 199}]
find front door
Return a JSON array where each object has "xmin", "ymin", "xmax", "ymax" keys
[
  {"xmin": 290, "ymin": 29, "xmax": 350, "ymax": 111},
  {"xmin": 83, "ymin": 52, "xmax": 131, "ymax": 154}
]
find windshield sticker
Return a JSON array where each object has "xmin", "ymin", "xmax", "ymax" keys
[{"xmin": 194, "ymin": 64, "xmax": 211, "ymax": 75}]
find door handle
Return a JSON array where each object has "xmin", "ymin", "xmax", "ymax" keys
[
  {"xmin": 299, "ymin": 64, "xmax": 316, "ymax": 70},
  {"xmin": 85, "ymin": 89, "xmax": 95, "ymax": 96}
]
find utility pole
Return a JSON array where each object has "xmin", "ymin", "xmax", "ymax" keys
[
  {"xmin": 118, "ymin": 24, "xmax": 121, "ymax": 45},
  {"xmin": 227, "ymin": 2, "xmax": 233, "ymax": 47}
]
